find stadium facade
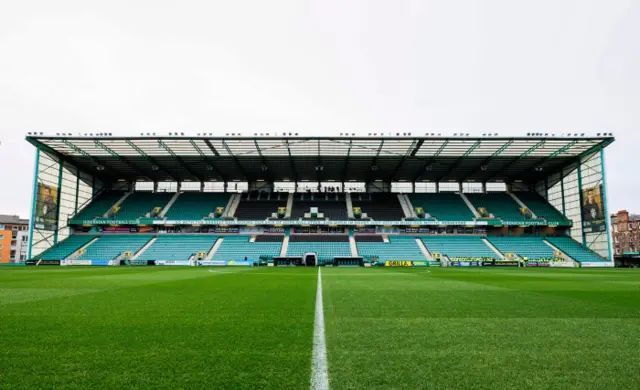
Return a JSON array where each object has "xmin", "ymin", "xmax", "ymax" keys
[{"xmin": 24, "ymin": 133, "xmax": 615, "ymax": 267}]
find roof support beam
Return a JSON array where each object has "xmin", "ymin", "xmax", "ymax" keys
[
  {"xmin": 284, "ymin": 139, "xmax": 298, "ymax": 182},
  {"xmin": 413, "ymin": 140, "xmax": 449, "ymax": 181},
  {"xmin": 254, "ymin": 139, "xmax": 273, "ymax": 182},
  {"xmin": 216, "ymin": 139, "xmax": 249, "ymax": 181},
  {"xmin": 189, "ymin": 139, "xmax": 226, "ymax": 181},
  {"xmin": 370, "ymin": 140, "xmax": 385, "ymax": 169},
  {"xmin": 340, "ymin": 140, "xmax": 353, "ymax": 183},
  {"xmin": 461, "ymin": 139, "xmax": 514, "ymax": 182},
  {"xmin": 94, "ymin": 140, "xmax": 152, "ymax": 180},
  {"xmin": 125, "ymin": 139, "xmax": 178, "ymax": 182},
  {"xmin": 202, "ymin": 139, "xmax": 221, "ymax": 156},
  {"xmin": 410, "ymin": 139, "xmax": 424, "ymax": 157},
  {"xmin": 485, "ymin": 139, "xmax": 546, "ymax": 181},
  {"xmin": 157, "ymin": 140, "xmax": 203, "ymax": 182},
  {"xmin": 435, "ymin": 140, "xmax": 482, "ymax": 182},
  {"xmin": 386, "ymin": 139, "xmax": 419, "ymax": 181}
]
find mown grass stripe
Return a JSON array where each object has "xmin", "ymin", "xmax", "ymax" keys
[{"xmin": 311, "ymin": 267, "xmax": 329, "ymax": 390}]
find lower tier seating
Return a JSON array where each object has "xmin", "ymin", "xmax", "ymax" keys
[
  {"xmin": 137, "ymin": 235, "xmax": 219, "ymax": 261},
  {"xmin": 421, "ymin": 236, "xmax": 497, "ymax": 260},
  {"xmin": 546, "ymin": 236, "xmax": 607, "ymax": 263},
  {"xmin": 212, "ymin": 236, "xmax": 282, "ymax": 262},
  {"xmin": 488, "ymin": 236, "xmax": 556, "ymax": 260},
  {"xmin": 356, "ymin": 236, "xmax": 426, "ymax": 262},
  {"xmin": 34, "ymin": 235, "xmax": 96, "ymax": 260},
  {"xmin": 287, "ymin": 235, "xmax": 351, "ymax": 261},
  {"xmin": 78, "ymin": 235, "xmax": 153, "ymax": 261}
]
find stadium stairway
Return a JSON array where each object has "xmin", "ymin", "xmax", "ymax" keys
[
  {"xmin": 482, "ymin": 238, "xmax": 506, "ymax": 259},
  {"xmin": 159, "ymin": 192, "xmax": 181, "ymax": 217},
  {"xmin": 459, "ymin": 193, "xmax": 482, "ymax": 218},
  {"xmin": 130, "ymin": 237, "xmax": 158, "ymax": 260},
  {"xmin": 224, "ymin": 193, "xmax": 242, "ymax": 218},
  {"xmin": 415, "ymin": 239, "xmax": 433, "ymax": 261},
  {"xmin": 33, "ymin": 235, "xmax": 97, "ymax": 261},
  {"xmin": 488, "ymin": 236, "xmax": 560, "ymax": 262},
  {"xmin": 280, "ymin": 235, "xmax": 289, "ymax": 257},
  {"xmin": 467, "ymin": 193, "xmax": 533, "ymax": 222},
  {"xmin": 514, "ymin": 192, "xmax": 571, "ymax": 225},
  {"xmin": 78, "ymin": 235, "xmax": 154, "ymax": 262},
  {"xmin": 136, "ymin": 235, "xmax": 220, "ymax": 261},
  {"xmin": 205, "ymin": 237, "xmax": 223, "ymax": 260},
  {"xmin": 345, "ymin": 193, "xmax": 354, "ymax": 218},
  {"xmin": 72, "ymin": 191, "xmax": 126, "ymax": 221},
  {"xmin": 285, "ymin": 193, "xmax": 294, "ymax": 218},
  {"xmin": 102, "ymin": 191, "xmax": 133, "ymax": 217},
  {"xmin": 507, "ymin": 192, "xmax": 538, "ymax": 218}
]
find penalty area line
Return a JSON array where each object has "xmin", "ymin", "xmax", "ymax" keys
[{"xmin": 311, "ymin": 267, "xmax": 329, "ymax": 390}]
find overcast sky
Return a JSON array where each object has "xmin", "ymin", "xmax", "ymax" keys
[{"xmin": 1, "ymin": 0, "xmax": 638, "ymax": 218}]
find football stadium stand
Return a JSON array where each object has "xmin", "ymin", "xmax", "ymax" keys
[
  {"xmin": 356, "ymin": 236, "xmax": 426, "ymax": 262},
  {"xmin": 546, "ymin": 236, "xmax": 607, "ymax": 263},
  {"xmin": 487, "ymin": 236, "xmax": 556, "ymax": 260},
  {"xmin": 25, "ymin": 134, "xmax": 615, "ymax": 268},
  {"xmin": 137, "ymin": 235, "xmax": 219, "ymax": 261},
  {"xmin": 78, "ymin": 235, "xmax": 153, "ymax": 261},
  {"xmin": 164, "ymin": 192, "xmax": 231, "ymax": 220},
  {"xmin": 409, "ymin": 193, "xmax": 473, "ymax": 221},
  {"xmin": 287, "ymin": 235, "xmax": 351, "ymax": 261},
  {"xmin": 515, "ymin": 192, "xmax": 571, "ymax": 225},
  {"xmin": 421, "ymin": 236, "xmax": 498, "ymax": 260},
  {"xmin": 212, "ymin": 235, "xmax": 282, "ymax": 263},
  {"xmin": 467, "ymin": 193, "xmax": 531, "ymax": 222},
  {"xmin": 73, "ymin": 191, "xmax": 125, "ymax": 220}
]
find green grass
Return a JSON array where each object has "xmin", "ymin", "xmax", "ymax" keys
[{"xmin": 1, "ymin": 267, "xmax": 640, "ymax": 389}]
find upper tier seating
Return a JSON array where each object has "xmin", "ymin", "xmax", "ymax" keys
[
  {"xmin": 114, "ymin": 192, "xmax": 174, "ymax": 220},
  {"xmin": 409, "ymin": 193, "xmax": 473, "ymax": 222},
  {"xmin": 212, "ymin": 235, "xmax": 282, "ymax": 262},
  {"xmin": 351, "ymin": 193, "xmax": 404, "ymax": 220},
  {"xmin": 421, "ymin": 236, "xmax": 497, "ymax": 259},
  {"xmin": 546, "ymin": 236, "xmax": 607, "ymax": 263},
  {"xmin": 34, "ymin": 235, "xmax": 96, "ymax": 260},
  {"xmin": 78, "ymin": 235, "xmax": 153, "ymax": 261},
  {"xmin": 488, "ymin": 236, "xmax": 556, "ymax": 260},
  {"xmin": 164, "ymin": 192, "xmax": 231, "ymax": 220},
  {"xmin": 515, "ymin": 192, "xmax": 571, "ymax": 225},
  {"xmin": 73, "ymin": 191, "xmax": 125, "ymax": 220},
  {"xmin": 356, "ymin": 236, "xmax": 426, "ymax": 262},
  {"xmin": 467, "ymin": 193, "xmax": 531, "ymax": 222},
  {"xmin": 137, "ymin": 235, "xmax": 219, "ymax": 261},
  {"xmin": 287, "ymin": 235, "xmax": 351, "ymax": 260},
  {"xmin": 292, "ymin": 193, "xmax": 347, "ymax": 220},
  {"xmin": 234, "ymin": 192, "xmax": 287, "ymax": 220}
]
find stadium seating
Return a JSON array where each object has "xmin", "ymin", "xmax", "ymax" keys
[
  {"xmin": 114, "ymin": 192, "xmax": 174, "ymax": 220},
  {"xmin": 234, "ymin": 192, "xmax": 287, "ymax": 220},
  {"xmin": 467, "ymin": 193, "xmax": 531, "ymax": 222},
  {"xmin": 515, "ymin": 192, "xmax": 571, "ymax": 225},
  {"xmin": 212, "ymin": 235, "xmax": 282, "ymax": 262},
  {"xmin": 351, "ymin": 193, "xmax": 404, "ymax": 220},
  {"xmin": 137, "ymin": 235, "xmax": 219, "ymax": 261},
  {"xmin": 34, "ymin": 234, "xmax": 96, "ymax": 260},
  {"xmin": 546, "ymin": 236, "xmax": 607, "ymax": 263},
  {"xmin": 409, "ymin": 193, "xmax": 473, "ymax": 221},
  {"xmin": 78, "ymin": 235, "xmax": 154, "ymax": 261},
  {"xmin": 292, "ymin": 193, "xmax": 348, "ymax": 220},
  {"xmin": 164, "ymin": 192, "xmax": 231, "ymax": 220},
  {"xmin": 421, "ymin": 236, "xmax": 497, "ymax": 259},
  {"xmin": 356, "ymin": 236, "xmax": 426, "ymax": 262},
  {"xmin": 287, "ymin": 235, "xmax": 351, "ymax": 261},
  {"xmin": 487, "ymin": 236, "xmax": 556, "ymax": 260},
  {"xmin": 72, "ymin": 191, "xmax": 125, "ymax": 220}
]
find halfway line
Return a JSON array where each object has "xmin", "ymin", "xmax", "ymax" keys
[{"xmin": 310, "ymin": 267, "xmax": 329, "ymax": 390}]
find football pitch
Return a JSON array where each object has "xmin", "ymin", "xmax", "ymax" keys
[{"xmin": 1, "ymin": 267, "xmax": 639, "ymax": 389}]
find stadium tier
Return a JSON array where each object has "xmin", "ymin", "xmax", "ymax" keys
[
  {"xmin": 467, "ymin": 193, "xmax": 531, "ymax": 222},
  {"xmin": 421, "ymin": 236, "xmax": 498, "ymax": 260},
  {"xmin": 78, "ymin": 235, "xmax": 154, "ymax": 261},
  {"xmin": 487, "ymin": 236, "xmax": 556, "ymax": 261},
  {"xmin": 292, "ymin": 193, "xmax": 347, "ymax": 220},
  {"xmin": 546, "ymin": 236, "xmax": 607, "ymax": 263},
  {"xmin": 137, "ymin": 235, "xmax": 219, "ymax": 261},
  {"xmin": 212, "ymin": 235, "xmax": 282, "ymax": 262},
  {"xmin": 287, "ymin": 235, "xmax": 351, "ymax": 261},
  {"xmin": 25, "ymin": 134, "xmax": 615, "ymax": 267},
  {"xmin": 356, "ymin": 235, "xmax": 426, "ymax": 262},
  {"xmin": 514, "ymin": 192, "xmax": 572, "ymax": 225},
  {"xmin": 409, "ymin": 193, "xmax": 473, "ymax": 221},
  {"xmin": 164, "ymin": 192, "xmax": 230, "ymax": 220}
]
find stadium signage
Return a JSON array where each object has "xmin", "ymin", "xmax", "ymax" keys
[
  {"xmin": 580, "ymin": 262, "xmax": 614, "ymax": 268},
  {"xmin": 384, "ymin": 261, "xmax": 414, "ymax": 267},
  {"xmin": 70, "ymin": 218, "xmax": 566, "ymax": 227}
]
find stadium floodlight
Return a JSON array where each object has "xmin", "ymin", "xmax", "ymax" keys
[
  {"xmin": 453, "ymin": 133, "xmax": 457, "ymax": 136},
  {"xmin": 152, "ymin": 165, "xmax": 159, "ymax": 171},
  {"xmin": 597, "ymin": 133, "xmax": 601, "ymax": 136},
  {"xmin": 371, "ymin": 165, "xmax": 378, "ymax": 171}
]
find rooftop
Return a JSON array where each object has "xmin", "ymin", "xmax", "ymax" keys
[
  {"xmin": 26, "ymin": 134, "xmax": 614, "ymax": 184},
  {"xmin": 0, "ymin": 215, "xmax": 29, "ymax": 225}
]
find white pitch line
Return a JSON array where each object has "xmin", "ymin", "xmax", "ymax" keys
[{"xmin": 311, "ymin": 267, "xmax": 329, "ymax": 390}]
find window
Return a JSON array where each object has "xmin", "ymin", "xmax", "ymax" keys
[
  {"xmin": 11, "ymin": 226, "xmax": 17, "ymax": 231},
  {"xmin": 22, "ymin": 236, "xmax": 28, "ymax": 242},
  {"xmin": 21, "ymin": 226, "xmax": 27, "ymax": 231}
]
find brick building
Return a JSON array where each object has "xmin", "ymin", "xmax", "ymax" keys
[
  {"xmin": 0, "ymin": 215, "xmax": 30, "ymax": 263},
  {"xmin": 611, "ymin": 210, "xmax": 640, "ymax": 264}
]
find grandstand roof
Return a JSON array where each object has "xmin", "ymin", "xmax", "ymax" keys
[{"xmin": 26, "ymin": 135, "xmax": 614, "ymax": 184}]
